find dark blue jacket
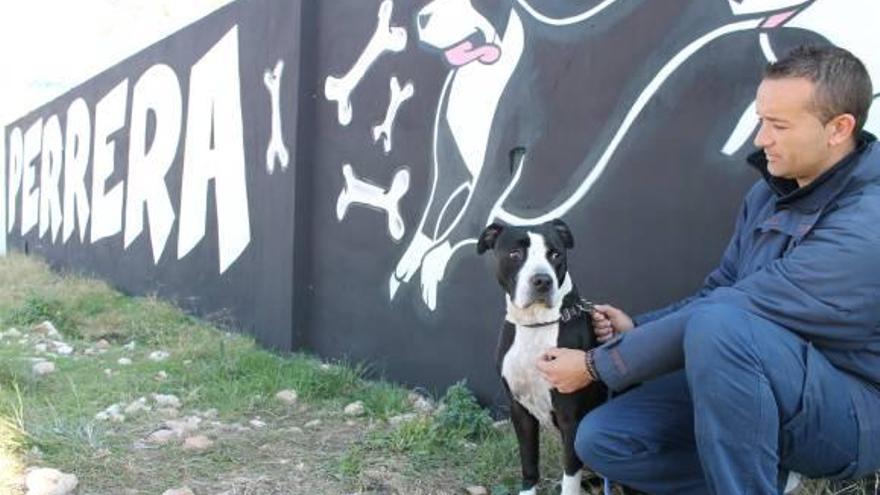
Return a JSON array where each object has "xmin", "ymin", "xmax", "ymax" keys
[{"xmin": 593, "ymin": 132, "xmax": 880, "ymax": 466}]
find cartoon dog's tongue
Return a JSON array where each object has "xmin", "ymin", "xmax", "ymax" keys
[{"xmin": 445, "ymin": 40, "xmax": 501, "ymax": 67}]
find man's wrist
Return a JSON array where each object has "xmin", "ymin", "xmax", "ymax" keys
[{"xmin": 584, "ymin": 349, "xmax": 600, "ymax": 383}]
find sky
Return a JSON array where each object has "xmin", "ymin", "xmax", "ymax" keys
[{"xmin": 0, "ymin": 0, "xmax": 235, "ymax": 128}]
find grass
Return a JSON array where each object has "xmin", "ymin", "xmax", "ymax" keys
[{"xmin": 0, "ymin": 252, "xmax": 877, "ymax": 494}]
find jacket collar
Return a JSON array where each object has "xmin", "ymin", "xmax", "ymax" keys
[{"xmin": 747, "ymin": 131, "xmax": 877, "ymax": 212}]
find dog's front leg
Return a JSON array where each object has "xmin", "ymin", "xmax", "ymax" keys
[
  {"xmin": 556, "ymin": 413, "xmax": 585, "ymax": 495},
  {"xmin": 509, "ymin": 398, "xmax": 541, "ymax": 495}
]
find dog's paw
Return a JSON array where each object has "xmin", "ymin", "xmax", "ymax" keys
[
  {"xmin": 419, "ymin": 241, "xmax": 453, "ymax": 310},
  {"xmin": 393, "ymin": 232, "xmax": 433, "ymax": 281},
  {"xmin": 560, "ymin": 471, "xmax": 585, "ymax": 495}
]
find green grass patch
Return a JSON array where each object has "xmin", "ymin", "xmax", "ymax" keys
[{"xmin": 0, "ymin": 252, "xmax": 877, "ymax": 495}]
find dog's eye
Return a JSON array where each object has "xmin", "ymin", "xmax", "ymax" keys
[
  {"xmin": 547, "ymin": 249, "xmax": 561, "ymax": 261},
  {"xmin": 509, "ymin": 249, "xmax": 524, "ymax": 261}
]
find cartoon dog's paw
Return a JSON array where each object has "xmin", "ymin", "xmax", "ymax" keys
[
  {"xmin": 390, "ymin": 232, "xmax": 436, "ymax": 299},
  {"xmin": 419, "ymin": 241, "xmax": 453, "ymax": 311}
]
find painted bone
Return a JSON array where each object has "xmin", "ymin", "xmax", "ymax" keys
[
  {"xmin": 372, "ymin": 76, "xmax": 415, "ymax": 154},
  {"xmin": 324, "ymin": 0, "xmax": 407, "ymax": 126},
  {"xmin": 264, "ymin": 59, "xmax": 289, "ymax": 174},
  {"xmin": 336, "ymin": 163, "xmax": 410, "ymax": 241}
]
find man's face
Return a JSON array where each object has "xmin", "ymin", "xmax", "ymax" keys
[{"xmin": 754, "ymin": 77, "xmax": 836, "ymax": 187}]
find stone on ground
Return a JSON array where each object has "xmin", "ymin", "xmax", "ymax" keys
[
  {"xmin": 152, "ymin": 393, "xmax": 181, "ymax": 408},
  {"xmin": 183, "ymin": 435, "xmax": 214, "ymax": 451},
  {"xmin": 408, "ymin": 392, "xmax": 435, "ymax": 413},
  {"xmin": 276, "ymin": 389, "xmax": 298, "ymax": 405},
  {"xmin": 149, "ymin": 350, "xmax": 170, "ymax": 362},
  {"xmin": 161, "ymin": 488, "xmax": 194, "ymax": 495},
  {"xmin": 146, "ymin": 428, "xmax": 178, "ymax": 445},
  {"xmin": 48, "ymin": 341, "xmax": 73, "ymax": 355},
  {"xmin": 24, "ymin": 467, "xmax": 78, "ymax": 495},
  {"xmin": 32, "ymin": 361, "xmax": 56, "ymax": 376},
  {"xmin": 165, "ymin": 416, "xmax": 201, "ymax": 435},
  {"xmin": 124, "ymin": 397, "xmax": 151, "ymax": 415},
  {"xmin": 344, "ymin": 400, "xmax": 366, "ymax": 417},
  {"xmin": 32, "ymin": 321, "xmax": 60, "ymax": 338}
]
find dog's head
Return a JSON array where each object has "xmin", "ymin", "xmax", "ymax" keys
[
  {"xmin": 477, "ymin": 219, "xmax": 574, "ymax": 310},
  {"xmin": 416, "ymin": 0, "xmax": 507, "ymax": 66}
]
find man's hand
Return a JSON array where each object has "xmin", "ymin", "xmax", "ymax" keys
[
  {"xmin": 592, "ymin": 304, "xmax": 635, "ymax": 343},
  {"xmin": 536, "ymin": 348, "xmax": 593, "ymax": 393}
]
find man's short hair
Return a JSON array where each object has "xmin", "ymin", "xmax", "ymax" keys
[{"xmin": 764, "ymin": 45, "xmax": 873, "ymax": 132}]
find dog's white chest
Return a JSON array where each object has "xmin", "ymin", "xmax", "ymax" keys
[{"xmin": 501, "ymin": 324, "xmax": 558, "ymax": 428}]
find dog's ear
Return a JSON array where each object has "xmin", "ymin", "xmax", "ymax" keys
[
  {"xmin": 477, "ymin": 223, "xmax": 504, "ymax": 254},
  {"xmin": 551, "ymin": 219, "xmax": 574, "ymax": 249}
]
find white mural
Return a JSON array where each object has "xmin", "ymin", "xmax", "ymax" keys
[
  {"xmin": 373, "ymin": 76, "xmax": 415, "ymax": 154},
  {"xmin": 324, "ymin": 0, "xmax": 880, "ymax": 312},
  {"xmin": 124, "ymin": 64, "xmax": 181, "ymax": 264},
  {"xmin": 723, "ymin": 0, "xmax": 880, "ymax": 155},
  {"xmin": 392, "ymin": 0, "xmax": 525, "ymax": 310},
  {"xmin": 5, "ymin": 26, "xmax": 251, "ymax": 274},
  {"xmin": 336, "ymin": 163, "xmax": 410, "ymax": 242},
  {"xmin": 324, "ymin": 0, "xmax": 408, "ymax": 127},
  {"xmin": 264, "ymin": 59, "xmax": 290, "ymax": 174}
]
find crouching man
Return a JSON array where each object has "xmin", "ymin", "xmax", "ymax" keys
[{"xmin": 537, "ymin": 45, "xmax": 880, "ymax": 494}]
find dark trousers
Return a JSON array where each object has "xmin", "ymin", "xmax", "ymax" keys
[{"xmin": 574, "ymin": 304, "xmax": 880, "ymax": 494}]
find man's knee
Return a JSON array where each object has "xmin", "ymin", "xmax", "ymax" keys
[
  {"xmin": 575, "ymin": 407, "xmax": 636, "ymax": 477},
  {"xmin": 683, "ymin": 303, "xmax": 756, "ymax": 371}
]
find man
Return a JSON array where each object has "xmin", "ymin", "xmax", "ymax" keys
[{"xmin": 536, "ymin": 45, "xmax": 880, "ymax": 494}]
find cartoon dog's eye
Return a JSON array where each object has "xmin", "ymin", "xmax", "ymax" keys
[{"xmin": 509, "ymin": 249, "xmax": 524, "ymax": 261}]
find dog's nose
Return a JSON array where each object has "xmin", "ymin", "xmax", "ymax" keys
[
  {"xmin": 418, "ymin": 11, "xmax": 431, "ymax": 30},
  {"xmin": 531, "ymin": 274, "xmax": 553, "ymax": 294}
]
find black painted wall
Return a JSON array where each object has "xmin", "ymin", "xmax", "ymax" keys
[{"xmin": 5, "ymin": 0, "xmax": 873, "ymax": 404}]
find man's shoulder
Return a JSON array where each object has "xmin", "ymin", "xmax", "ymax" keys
[
  {"xmin": 842, "ymin": 141, "xmax": 880, "ymax": 203},
  {"xmin": 742, "ymin": 180, "xmax": 774, "ymax": 209}
]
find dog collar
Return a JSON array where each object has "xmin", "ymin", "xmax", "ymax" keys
[{"xmin": 516, "ymin": 298, "xmax": 594, "ymax": 328}]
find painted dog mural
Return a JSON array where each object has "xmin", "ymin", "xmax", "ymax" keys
[
  {"xmin": 325, "ymin": 0, "xmax": 880, "ymax": 312},
  {"xmin": 3, "ymin": 0, "xmax": 878, "ymax": 405}
]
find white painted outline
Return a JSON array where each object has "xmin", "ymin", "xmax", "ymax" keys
[
  {"xmin": 515, "ymin": 0, "xmax": 621, "ymax": 26},
  {"xmin": 494, "ymin": 17, "xmax": 764, "ymax": 225}
]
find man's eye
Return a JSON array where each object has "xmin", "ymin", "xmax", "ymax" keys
[{"xmin": 509, "ymin": 249, "xmax": 524, "ymax": 261}]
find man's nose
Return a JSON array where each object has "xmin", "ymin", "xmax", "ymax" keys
[{"xmin": 754, "ymin": 122, "xmax": 771, "ymax": 149}]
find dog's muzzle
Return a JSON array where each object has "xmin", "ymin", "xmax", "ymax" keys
[{"xmin": 520, "ymin": 273, "xmax": 555, "ymax": 307}]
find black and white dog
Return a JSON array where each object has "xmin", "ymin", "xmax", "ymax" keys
[{"xmin": 478, "ymin": 219, "xmax": 606, "ymax": 495}]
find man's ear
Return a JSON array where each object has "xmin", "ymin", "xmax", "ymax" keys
[
  {"xmin": 827, "ymin": 113, "xmax": 857, "ymax": 147},
  {"xmin": 477, "ymin": 223, "xmax": 504, "ymax": 254},
  {"xmin": 550, "ymin": 219, "xmax": 574, "ymax": 249}
]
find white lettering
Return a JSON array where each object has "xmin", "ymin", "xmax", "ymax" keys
[
  {"xmin": 125, "ymin": 64, "xmax": 181, "ymax": 263},
  {"xmin": 6, "ymin": 127, "xmax": 23, "ymax": 234},
  {"xmin": 40, "ymin": 115, "xmax": 64, "ymax": 241},
  {"xmin": 91, "ymin": 79, "xmax": 128, "ymax": 243},
  {"xmin": 63, "ymin": 98, "xmax": 92, "ymax": 243},
  {"xmin": 21, "ymin": 119, "xmax": 42, "ymax": 236},
  {"xmin": 179, "ymin": 26, "xmax": 250, "ymax": 273}
]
